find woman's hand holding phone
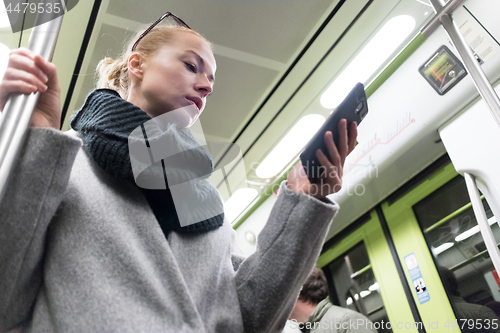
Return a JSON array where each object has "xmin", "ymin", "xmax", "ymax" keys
[
  {"xmin": 286, "ymin": 119, "xmax": 357, "ymax": 200},
  {"xmin": 0, "ymin": 48, "xmax": 61, "ymax": 129}
]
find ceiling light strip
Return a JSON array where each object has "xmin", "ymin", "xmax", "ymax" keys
[
  {"xmin": 255, "ymin": 114, "xmax": 325, "ymax": 179},
  {"xmin": 320, "ymin": 15, "xmax": 416, "ymax": 109},
  {"xmin": 224, "ymin": 188, "xmax": 259, "ymax": 224},
  {"xmin": 433, "ymin": 242, "xmax": 454, "ymax": 255},
  {"xmin": 455, "ymin": 216, "xmax": 497, "ymax": 242}
]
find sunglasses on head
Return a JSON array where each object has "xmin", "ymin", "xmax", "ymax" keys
[{"xmin": 131, "ymin": 12, "xmax": 191, "ymax": 52}]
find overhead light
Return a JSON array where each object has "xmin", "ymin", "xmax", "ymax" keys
[
  {"xmin": 255, "ymin": 114, "xmax": 325, "ymax": 179},
  {"xmin": 244, "ymin": 230, "xmax": 256, "ymax": 244},
  {"xmin": 360, "ymin": 290, "xmax": 371, "ymax": 298},
  {"xmin": 0, "ymin": 43, "xmax": 9, "ymax": 81},
  {"xmin": 346, "ymin": 297, "xmax": 353, "ymax": 305},
  {"xmin": 223, "ymin": 188, "xmax": 258, "ymax": 223},
  {"xmin": 320, "ymin": 15, "xmax": 416, "ymax": 109},
  {"xmin": 354, "ymin": 294, "xmax": 359, "ymax": 301},
  {"xmin": 433, "ymin": 242, "xmax": 454, "ymax": 255},
  {"xmin": 368, "ymin": 282, "xmax": 379, "ymax": 292},
  {"xmin": 1, "ymin": 3, "xmax": 12, "ymax": 28},
  {"xmin": 455, "ymin": 216, "xmax": 497, "ymax": 242}
]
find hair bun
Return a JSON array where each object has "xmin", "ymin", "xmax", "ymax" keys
[{"xmin": 96, "ymin": 56, "xmax": 129, "ymax": 98}]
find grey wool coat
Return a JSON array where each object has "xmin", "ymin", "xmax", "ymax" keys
[{"xmin": 0, "ymin": 128, "xmax": 339, "ymax": 333}]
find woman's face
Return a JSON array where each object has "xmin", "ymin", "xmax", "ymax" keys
[{"xmin": 129, "ymin": 31, "xmax": 216, "ymax": 126}]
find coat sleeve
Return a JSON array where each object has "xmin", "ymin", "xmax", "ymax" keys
[
  {"xmin": 231, "ymin": 181, "xmax": 339, "ymax": 333},
  {"xmin": 341, "ymin": 312, "xmax": 378, "ymax": 333},
  {"xmin": 0, "ymin": 128, "xmax": 81, "ymax": 331}
]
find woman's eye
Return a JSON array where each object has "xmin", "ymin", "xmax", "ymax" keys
[{"xmin": 185, "ymin": 62, "xmax": 197, "ymax": 73}]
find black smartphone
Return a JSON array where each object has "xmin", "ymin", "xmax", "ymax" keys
[{"xmin": 299, "ymin": 82, "xmax": 368, "ymax": 184}]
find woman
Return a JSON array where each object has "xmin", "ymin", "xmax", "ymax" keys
[{"xmin": 0, "ymin": 13, "xmax": 357, "ymax": 333}]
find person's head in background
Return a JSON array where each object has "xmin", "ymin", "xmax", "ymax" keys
[
  {"xmin": 289, "ymin": 267, "xmax": 329, "ymax": 323},
  {"xmin": 96, "ymin": 22, "xmax": 216, "ymax": 128}
]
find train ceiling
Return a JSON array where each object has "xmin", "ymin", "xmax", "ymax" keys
[{"xmin": 1, "ymin": 0, "xmax": 433, "ymax": 197}]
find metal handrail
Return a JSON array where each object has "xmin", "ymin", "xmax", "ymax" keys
[
  {"xmin": 449, "ymin": 244, "xmax": 497, "ymax": 272},
  {"xmin": 350, "ymin": 264, "xmax": 372, "ymax": 279},
  {"xmin": 0, "ymin": 5, "xmax": 64, "ymax": 203},
  {"xmin": 464, "ymin": 173, "xmax": 500, "ymax": 275},
  {"xmin": 420, "ymin": 0, "xmax": 467, "ymax": 37},
  {"xmin": 424, "ymin": 195, "xmax": 485, "ymax": 234}
]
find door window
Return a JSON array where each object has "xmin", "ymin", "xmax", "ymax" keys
[
  {"xmin": 413, "ymin": 176, "xmax": 500, "ymax": 333},
  {"xmin": 325, "ymin": 241, "xmax": 392, "ymax": 333}
]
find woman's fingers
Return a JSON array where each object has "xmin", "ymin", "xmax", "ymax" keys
[
  {"xmin": 0, "ymin": 48, "xmax": 61, "ymax": 128},
  {"xmin": 9, "ymin": 51, "xmax": 49, "ymax": 84},
  {"xmin": 0, "ymin": 52, "xmax": 48, "ymax": 96},
  {"xmin": 33, "ymin": 55, "xmax": 58, "ymax": 88},
  {"xmin": 0, "ymin": 79, "xmax": 37, "ymax": 96},
  {"xmin": 11, "ymin": 47, "xmax": 35, "ymax": 57},
  {"xmin": 0, "ymin": 51, "xmax": 58, "ymax": 111},
  {"xmin": 337, "ymin": 119, "xmax": 348, "ymax": 165},
  {"xmin": 0, "ymin": 68, "xmax": 46, "ymax": 111},
  {"xmin": 324, "ymin": 131, "xmax": 340, "ymax": 169},
  {"xmin": 291, "ymin": 119, "xmax": 357, "ymax": 199},
  {"xmin": 315, "ymin": 148, "xmax": 342, "ymax": 196},
  {"xmin": 3, "ymin": 67, "xmax": 47, "ymax": 92},
  {"xmin": 348, "ymin": 121, "xmax": 358, "ymax": 154},
  {"xmin": 316, "ymin": 146, "xmax": 342, "ymax": 181}
]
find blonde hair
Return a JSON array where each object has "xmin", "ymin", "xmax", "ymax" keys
[{"xmin": 96, "ymin": 25, "xmax": 211, "ymax": 99}]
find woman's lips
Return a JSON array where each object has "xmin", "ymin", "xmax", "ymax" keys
[{"xmin": 186, "ymin": 97, "xmax": 202, "ymax": 113}]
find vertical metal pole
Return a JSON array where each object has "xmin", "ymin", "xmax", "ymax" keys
[
  {"xmin": 428, "ymin": 0, "xmax": 500, "ymax": 127},
  {"xmin": 464, "ymin": 173, "xmax": 500, "ymax": 275},
  {"xmin": 0, "ymin": 3, "xmax": 64, "ymax": 202}
]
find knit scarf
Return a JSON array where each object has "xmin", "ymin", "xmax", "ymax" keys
[{"xmin": 71, "ymin": 89, "xmax": 224, "ymax": 235}]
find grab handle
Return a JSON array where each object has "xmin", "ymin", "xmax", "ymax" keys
[{"xmin": 464, "ymin": 172, "xmax": 500, "ymax": 274}]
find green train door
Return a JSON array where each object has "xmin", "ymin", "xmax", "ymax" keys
[
  {"xmin": 383, "ymin": 159, "xmax": 500, "ymax": 333},
  {"xmin": 318, "ymin": 210, "xmax": 418, "ymax": 332}
]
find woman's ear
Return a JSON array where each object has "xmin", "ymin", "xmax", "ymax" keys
[{"xmin": 128, "ymin": 52, "xmax": 143, "ymax": 81}]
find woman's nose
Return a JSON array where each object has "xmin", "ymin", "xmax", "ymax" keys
[{"xmin": 196, "ymin": 76, "xmax": 213, "ymax": 97}]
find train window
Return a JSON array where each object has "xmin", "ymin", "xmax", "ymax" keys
[
  {"xmin": 324, "ymin": 242, "xmax": 392, "ymax": 333},
  {"xmin": 413, "ymin": 176, "xmax": 500, "ymax": 332}
]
